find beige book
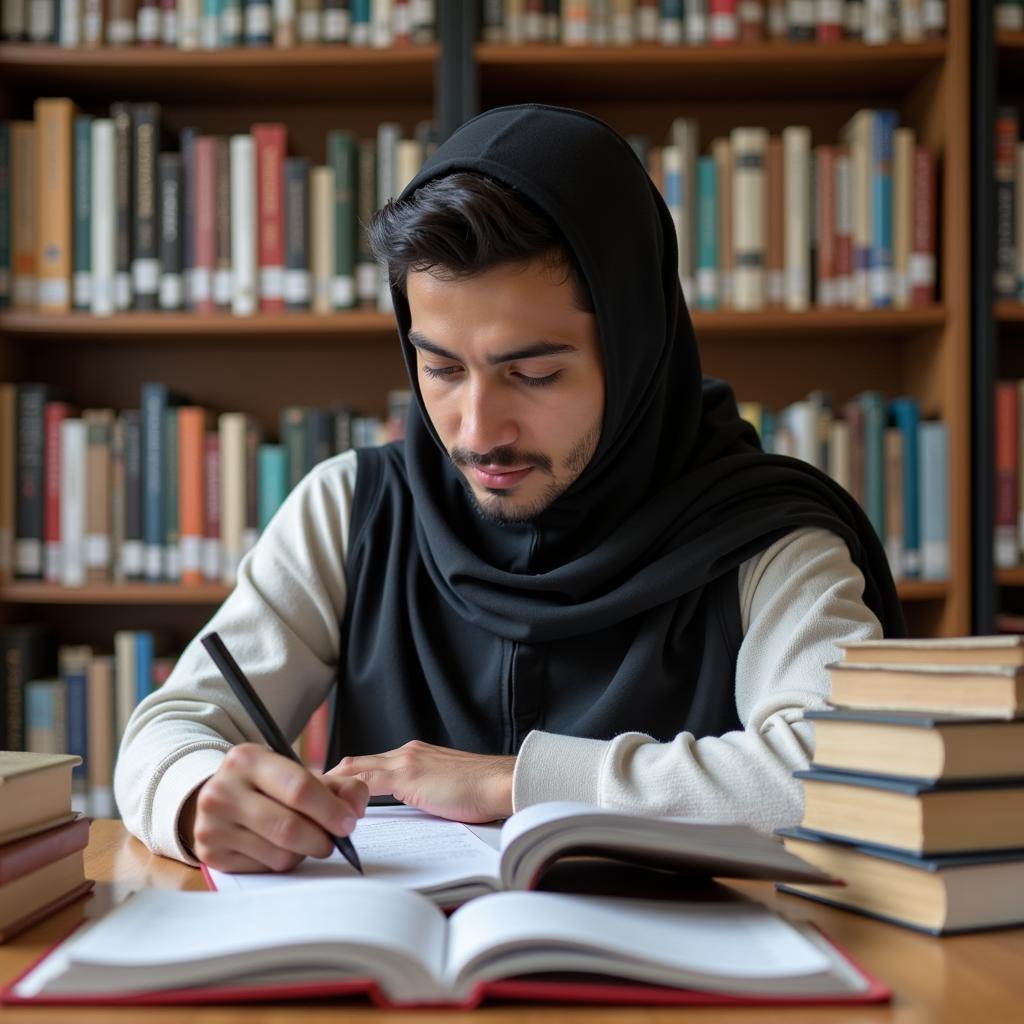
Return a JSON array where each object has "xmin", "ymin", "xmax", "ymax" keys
[
  {"xmin": 731, "ymin": 127, "xmax": 767, "ymax": 311},
  {"xmin": 892, "ymin": 126, "xmax": 915, "ymax": 308},
  {"xmin": 219, "ymin": 412, "xmax": 248, "ymax": 585},
  {"xmin": 310, "ymin": 167, "xmax": 334, "ymax": 314},
  {"xmin": 841, "ymin": 110, "xmax": 873, "ymax": 309},
  {"xmin": 711, "ymin": 137, "xmax": 733, "ymax": 308},
  {"xmin": 782, "ymin": 126, "xmax": 811, "ymax": 311},
  {"xmin": 87, "ymin": 655, "xmax": 115, "ymax": 818},
  {"xmin": 112, "ymin": 630, "xmax": 137, "ymax": 744},
  {"xmin": 395, "ymin": 138, "xmax": 424, "ymax": 193},
  {"xmin": 0, "ymin": 752, "xmax": 79, "ymax": 838},
  {"xmin": 827, "ymin": 418, "xmax": 851, "ymax": 492},
  {"xmin": 765, "ymin": 135, "xmax": 784, "ymax": 307},
  {"xmin": 273, "ymin": 0, "xmax": 295, "ymax": 45},
  {"xmin": 0, "ymin": 851, "xmax": 88, "ymax": 935},
  {"xmin": 840, "ymin": 634, "xmax": 1024, "ymax": 667},
  {"xmin": 11, "ymin": 122, "xmax": 36, "ymax": 309},
  {"xmin": 83, "ymin": 409, "xmax": 115, "ymax": 583},
  {"xmin": 0, "ymin": 382, "xmax": 15, "ymax": 580},
  {"xmin": 34, "ymin": 98, "xmax": 76, "ymax": 312},
  {"xmin": 669, "ymin": 118, "xmax": 698, "ymax": 303}
]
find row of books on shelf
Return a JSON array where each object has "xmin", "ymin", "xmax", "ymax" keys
[
  {"xmin": 993, "ymin": 379, "xmax": 1024, "ymax": 569},
  {"xmin": 0, "ymin": 0, "xmax": 436, "ymax": 48},
  {"xmin": 996, "ymin": 1, "xmax": 1024, "ymax": 31},
  {"xmin": 740, "ymin": 392, "xmax": 948, "ymax": 581},
  {"xmin": 480, "ymin": 0, "xmax": 947, "ymax": 46},
  {"xmin": 647, "ymin": 112, "xmax": 937, "ymax": 312},
  {"xmin": 777, "ymin": 635, "xmax": 1024, "ymax": 934},
  {"xmin": 994, "ymin": 107, "xmax": 1024, "ymax": 304},
  {"xmin": 2, "ymin": 102, "xmax": 938, "ymax": 318},
  {"xmin": 0, "ymin": 380, "xmax": 413, "ymax": 586},
  {"xmin": 3, "ymin": 103, "xmax": 439, "ymax": 317},
  {"xmin": 0, "ymin": 624, "xmax": 331, "ymax": 822}
]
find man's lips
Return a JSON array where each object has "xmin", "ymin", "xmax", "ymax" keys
[{"xmin": 470, "ymin": 465, "xmax": 533, "ymax": 489}]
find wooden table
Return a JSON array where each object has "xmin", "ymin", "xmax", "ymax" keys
[{"xmin": 1, "ymin": 820, "xmax": 1023, "ymax": 1021}]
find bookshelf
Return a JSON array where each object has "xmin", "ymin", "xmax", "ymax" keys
[
  {"xmin": 1, "ymin": 0, "xmax": 972, "ymax": 662},
  {"xmin": 472, "ymin": 2, "xmax": 971, "ymax": 638},
  {"xmin": 985, "ymin": 14, "xmax": 1024, "ymax": 628}
]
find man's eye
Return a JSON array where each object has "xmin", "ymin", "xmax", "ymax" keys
[
  {"xmin": 422, "ymin": 365, "xmax": 461, "ymax": 379},
  {"xmin": 515, "ymin": 371, "xmax": 562, "ymax": 388}
]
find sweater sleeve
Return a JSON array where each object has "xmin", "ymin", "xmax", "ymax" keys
[
  {"xmin": 510, "ymin": 526, "xmax": 884, "ymax": 832},
  {"xmin": 112, "ymin": 450, "xmax": 358, "ymax": 865}
]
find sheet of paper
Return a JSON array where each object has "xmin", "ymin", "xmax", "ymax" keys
[{"xmin": 206, "ymin": 806, "xmax": 500, "ymax": 895}]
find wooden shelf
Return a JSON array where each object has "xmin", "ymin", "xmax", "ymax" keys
[
  {"xmin": 895, "ymin": 581, "xmax": 950, "ymax": 601},
  {"xmin": 476, "ymin": 40, "xmax": 947, "ymax": 102},
  {"xmin": 0, "ymin": 307, "xmax": 945, "ymax": 342},
  {"xmin": 0, "ymin": 582, "xmax": 231, "ymax": 604},
  {"xmin": 996, "ymin": 301, "xmax": 1024, "ymax": 324},
  {"xmin": 0, "ymin": 43, "xmax": 438, "ymax": 103},
  {"xmin": 997, "ymin": 568, "xmax": 1024, "ymax": 587}
]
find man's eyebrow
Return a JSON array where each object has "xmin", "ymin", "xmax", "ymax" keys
[{"xmin": 408, "ymin": 331, "xmax": 578, "ymax": 365}]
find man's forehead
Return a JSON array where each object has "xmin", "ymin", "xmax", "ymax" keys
[{"xmin": 408, "ymin": 330, "xmax": 580, "ymax": 366}]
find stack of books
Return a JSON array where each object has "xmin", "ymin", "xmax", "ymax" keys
[
  {"xmin": 0, "ymin": 751, "xmax": 94, "ymax": 942},
  {"xmin": 777, "ymin": 636, "xmax": 1024, "ymax": 934}
]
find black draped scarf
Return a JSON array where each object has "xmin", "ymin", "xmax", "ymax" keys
[{"xmin": 328, "ymin": 104, "xmax": 904, "ymax": 764}]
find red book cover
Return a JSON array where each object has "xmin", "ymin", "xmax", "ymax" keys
[
  {"xmin": 910, "ymin": 146, "xmax": 936, "ymax": 307},
  {"xmin": 710, "ymin": 0, "xmax": 738, "ymax": 45},
  {"xmin": 0, "ymin": 815, "xmax": 91, "ymax": 885},
  {"xmin": 203, "ymin": 430, "xmax": 221, "ymax": 582},
  {"xmin": 995, "ymin": 380, "xmax": 1019, "ymax": 566},
  {"xmin": 816, "ymin": 145, "xmax": 837, "ymax": 308},
  {"xmin": 252, "ymin": 123, "xmax": 287, "ymax": 313},
  {"xmin": 43, "ymin": 402, "xmax": 73, "ymax": 583},
  {"xmin": 816, "ymin": 0, "xmax": 843, "ymax": 41},
  {"xmin": 192, "ymin": 137, "xmax": 217, "ymax": 314},
  {"xmin": 834, "ymin": 145, "xmax": 854, "ymax": 308}
]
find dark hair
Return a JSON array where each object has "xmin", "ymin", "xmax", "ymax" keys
[{"xmin": 366, "ymin": 172, "xmax": 595, "ymax": 314}]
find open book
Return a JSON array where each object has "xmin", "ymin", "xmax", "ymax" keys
[
  {"xmin": 4, "ymin": 880, "xmax": 887, "ymax": 1008},
  {"xmin": 205, "ymin": 801, "xmax": 835, "ymax": 906}
]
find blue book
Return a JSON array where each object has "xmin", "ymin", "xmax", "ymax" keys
[
  {"xmin": 135, "ymin": 631, "xmax": 155, "ymax": 706},
  {"xmin": 889, "ymin": 397, "xmax": 921, "ymax": 578},
  {"xmin": 141, "ymin": 383, "xmax": 188, "ymax": 582},
  {"xmin": 918, "ymin": 420, "xmax": 949, "ymax": 581},
  {"xmin": 696, "ymin": 156, "xmax": 719, "ymax": 310},
  {"xmin": 351, "ymin": 0, "xmax": 371, "ymax": 42},
  {"xmin": 857, "ymin": 391, "xmax": 888, "ymax": 542},
  {"xmin": 870, "ymin": 110, "xmax": 899, "ymax": 309},
  {"xmin": 62, "ymin": 649, "xmax": 90, "ymax": 811},
  {"xmin": 258, "ymin": 444, "xmax": 288, "ymax": 530},
  {"xmin": 25, "ymin": 678, "xmax": 63, "ymax": 754}
]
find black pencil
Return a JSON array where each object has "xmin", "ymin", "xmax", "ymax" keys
[{"xmin": 199, "ymin": 630, "xmax": 363, "ymax": 874}]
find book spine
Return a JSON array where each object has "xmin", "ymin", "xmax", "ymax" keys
[
  {"xmin": 161, "ymin": 0, "xmax": 178, "ymax": 45},
  {"xmin": 120, "ymin": 409, "xmax": 144, "ymax": 580},
  {"xmin": 192, "ymin": 137, "xmax": 216, "ymax": 313},
  {"xmin": 863, "ymin": 0, "xmax": 890, "ymax": 43},
  {"xmin": 273, "ymin": 0, "xmax": 296, "ymax": 45},
  {"xmin": 842, "ymin": 398, "xmax": 865, "ymax": 506},
  {"xmin": 219, "ymin": 412, "xmax": 247, "ymax": 585},
  {"xmin": 280, "ymin": 406, "xmax": 307, "ymax": 489},
  {"xmin": 1018, "ymin": 142, "xmax": 1024, "ymax": 301},
  {"xmin": 1018, "ymin": 380, "xmax": 1024, "ymax": 559},
  {"xmin": 34, "ymin": 98, "xmax": 74, "ymax": 313},
  {"xmin": 244, "ymin": 419, "xmax": 260, "ymax": 553},
  {"xmin": 371, "ymin": 0, "xmax": 393, "ymax": 45},
  {"xmin": 696, "ymin": 155, "xmax": 719, "ymax": 310},
  {"xmin": 85, "ymin": 410, "xmax": 114, "ymax": 583},
  {"xmin": 323, "ymin": 0, "xmax": 348, "ymax": 42},
  {"xmin": 919, "ymin": 420, "xmax": 949, "ymax": 580},
  {"xmin": 179, "ymin": 0, "xmax": 201, "ymax": 46},
  {"xmin": 253, "ymin": 123, "xmax": 286, "ymax": 312},
  {"xmin": 111, "ymin": 102, "xmax": 134, "ymax": 312},
  {"xmin": 869, "ymin": 109, "xmax": 897, "ymax": 309},
  {"xmin": 178, "ymin": 407, "xmax": 206, "ymax": 586},
  {"xmin": 815, "ymin": 145, "xmax": 837, "ymax": 307},
  {"xmin": 815, "ymin": 0, "xmax": 841, "ymax": 40},
  {"xmin": 257, "ymin": 444, "xmax": 287, "ymax": 530},
  {"xmin": 141, "ymin": 384, "xmax": 166, "ymax": 582},
  {"xmin": 201, "ymin": 0, "xmax": 221, "ymax": 48},
  {"xmin": 356, "ymin": 139, "xmax": 377, "ymax": 305},
  {"xmin": 246, "ymin": 0, "xmax": 274, "ymax": 44},
  {"xmin": 26, "ymin": 679, "xmax": 61, "ymax": 755},
  {"xmin": 834, "ymin": 146, "xmax": 853, "ymax": 308},
  {"xmin": 0, "ymin": 125, "xmax": 9, "ymax": 308},
  {"xmin": 995, "ymin": 108, "xmax": 1018, "ymax": 300},
  {"xmin": 203, "ymin": 430, "xmax": 221, "ymax": 582},
  {"xmin": 221, "ymin": 0, "xmax": 243, "ymax": 44},
  {"xmin": 860, "ymin": 391, "xmax": 887, "ymax": 542},
  {"xmin": 214, "ymin": 137, "xmax": 233, "ymax": 311},
  {"xmin": 11, "ymin": 122, "xmax": 36, "ymax": 309},
  {"xmin": 786, "ymin": 0, "xmax": 814, "ymax": 40},
  {"xmin": 712, "ymin": 136, "xmax": 732, "ymax": 308},
  {"xmin": 180, "ymin": 127, "xmax": 197, "ymax": 308},
  {"xmin": 230, "ymin": 133, "xmax": 258, "ymax": 317},
  {"xmin": 844, "ymin": 110, "xmax": 872, "ymax": 309},
  {"xmin": 884, "ymin": 425, "xmax": 904, "ymax": 579},
  {"xmin": 131, "ymin": 102, "xmax": 160, "ymax": 311},
  {"xmin": 283, "ymin": 157, "xmax": 310, "ymax": 310},
  {"xmin": 137, "ymin": 0, "xmax": 160, "ymax": 42},
  {"xmin": 731, "ymin": 127, "xmax": 767, "ymax": 311},
  {"xmin": 0, "ymin": 383, "xmax": 15, "ymax": 579},
  {"xmin": 87, "ymin": 656, "xmax": 115, "ymax": 818},
  {"xmin": 900, "ymin": 0, "xmax": 924, "ymax": 42},
  {"xmin": 16, "ymin": 383, "xmax": 47, "ymax": 579},
  {"xmin": 60, "ymin": 647, "xmax": 90, "ymax": 809},
  {"xmin": 135, "ymin": 630, "xmax": 154, "ymax": 704},
  {"xmin": 995, "ymin": 381, "xmax": 1020, "ymax": 569},
  {"xmin": 83, "ymin": 0, "xmax": 104, "ymax": 43},
  {"xmin": 889, "ymin": 397, "xmax": 920, "ymax": 578},
  {"xmin": 158, "ymin": 153, "xmax": 184, "ymax": 310},
  {"xmin": 72, "ymin": 115, "xmax": 93, "ymax": 311},
  {"xmin": 60, "ymin": 418, "xmax": 86, "ymax": 588},
  {"xmin": 670, "ymin": 118, "xmax": 697, "ymax": 304},
  {"xmin": 892, "ymin": 126, "xmax": 915, "ymax": 309},
  {"xmin": 910, "ymin": 145, "xmax": 936, "ymax": 307},
  {"xmin": 765, "ymin": 135, "xmax": 783, "ymax": 307},
  {"xmin": 110, "ymin": 414, "xmax": 126, "ymax": 583},
  {"xmin": 90, "ymin": 119, "xmax": 116, "ymax": 317},
  {"xmin": 327, "ymin": 129, "xmax": 357, "ymax": 309},
  {"xmin": 710, "ymin": 2, "xmax": 737, "ymax": 46},
  {"xmin": 107, "ymin": 0, "xmax": 136, "ymax": 43},
  {"xmin": 43, "ymin": 402, "xmax": 72, "ymax": 583},
  {"xmin": 310, "ymin": 165, "xmax": 334, "ymax": 314},
  {"xmin": 163, "ymin": 406, "xmax": 180, "ymax": 581},
  {"xmin": 112, "ymin": 630, "xmax": 136, "ymax": 742},
  {"xmin": 736, "ymin": 0, "xmax": 763, "ymax": 42},
  {"xmin": 783, "ymin": 125, "xmax": 811, "ymax": 311},
  {"xmin": 2, "ymin": 0, "xmax": 27, "ymax": 38},
  {"xmin": 27, "ymin": 0, "xmax": 55, "ymax": 41}
]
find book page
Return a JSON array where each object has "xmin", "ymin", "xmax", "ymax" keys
[
  {"xmin": 13, "ymin": 881, "xmax": 446, "ymax": 1000},
  {"xmin": 207, "ymin": 806, "xmax": 500, "ymax": 896},
  {"xmin": 444, "ymin": 891, "xmax": 838, "ymax": 996}
]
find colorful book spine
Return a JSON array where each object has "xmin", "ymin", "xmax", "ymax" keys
[
  {"xmin": 0, "ymin": 124, "xmax": 9, "ymax": 307},
  {"xmin": 995, "ymin": 381, "xmax": 1020, "ymax": 570},
  {"xmin": 696, "ymin": 155, "xmax": 719, "ymax": 310},
  {"xmin": 253, "ymin": 123, "xmax": 287, "ymax": 312},
  {"xmin": 257, "ymin": 444, "xmax": 287, "ymax": 529},
  {"xmin": 11, "ymin": 122, "xmax": 36, "ymax": 309},
  {"xmin": 731, "ymin": 126, "xmax": 767, "ymax": 311},
  {"xmin": 284, "ymin": 156, "xmax": 310, "ymax": 310},
  {"xmin": 90, "ymin": 118, "xmax": 116, "ymax": 317},
  {"xmin": 859, "ymin": 390, "xmax": 888, "ymax": 542},
  {"xmin": 910, "ymin": 145, "xmax": 936, "ymax": 307},
  {"xmin": 60, "ymin": 645, "xmax": 91, "ymax": 812},
  {"xmin": 178, "ymin": 407, "xmax": 208, "ymax": 586},
  {"xmin": 60, "ymin": 417, "xmax": 87, "ymax": 588},
  {"xmin": 889, "ymin": 396, "xmax": 921, "ymax": 579},
  {"xmin": 219, "ymin": 412, "xmax": 248, "ymax": 584},
  {"xmin": 327, "ymin": 129, "xmax": 357, "ymax": 309},
  {"xmin": 72, "ymin": 115, "xmax": 93, "ymax": 311},
  {"xmin": 16, "ymin": 383, "xmax": 48, "ymax": 579},
  {"xmin": 203, "ymin": 429, "xmax": 222, "ymax": 582},
  {"xmin": 192, "ymin": 136, "xmax": 217, "ymax": 313},
  {"xmin": 163, "ymin": 406, "xmax": 181, "ymax": 581},
  {"xmin": 43, "ymin": 402, "xmax": 72, "ymax": 583},
  {"xmin": 135, "ymin": 630, "xmax": 155, "ymax": 705},
  {"xmin": 214, "ymin": 137, "xmax": 232, "ymax": 310},
  {"xmin": 918, "ymin": 420, "xmax": 949, "ymax": 581},
  {"xmin": 870, "ymin": 109, "xmax": 898, "ymax": 309},
  {"xmin": 230, "ymin": 133, "xmax": 258, "ymax": 316},
  {"xmin": 110, "ymin": 102, "xmax": 134, "ymax": 311},
  {"xmin": 783, "ymin": 125, "xmax": 811, "ymax": 311},
  {"xmin": 158, "ymin": 153, "xmax": 184, "ymax": 310},
  {"xmin": 85, "ymin": 409, "xmax": 114, "ymax": 583},
  {"xmin": 995, "ymin": 108, "xmax": 1018, "ymax": 300},
  {"xmin": 132, "ymin": 102, "xmax": 161, "ymax": 311}
]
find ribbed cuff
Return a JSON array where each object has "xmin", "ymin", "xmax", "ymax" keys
[
  {"xmin": 150, "ymin": 746, "xmax": 230, "ymax": 867},
  {"xmin": 512, "ymin": 730, "xmax": 610, "ymax": 811}
]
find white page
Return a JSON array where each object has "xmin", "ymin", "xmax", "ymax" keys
[
  {"xmin": 14, "ymin": 881, "xmax": 446, "ymax": 999},
  {"xmin": 445, "ymin": 891, "xmax": 832, "ymax": 989},
  {"xmin": 207, "ymin": 805, "xmax": 500, "ymax": 895}
]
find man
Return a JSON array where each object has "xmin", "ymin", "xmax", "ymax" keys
[{"xmin": 115, "ymin": 104, "xmax": 902, "ymax": 873}]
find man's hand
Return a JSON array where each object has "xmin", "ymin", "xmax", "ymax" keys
[
  {"xmin": 327, "ymin": 741, "xmax": 516, "ymax": 823},
  {"xmin": 179, "ymin": 743, "xmax": 369, "ymax": 873}
]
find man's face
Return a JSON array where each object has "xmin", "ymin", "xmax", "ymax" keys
[{"xmin": 406, "ymin": 258, "xmax": 605, "ymax": 525}]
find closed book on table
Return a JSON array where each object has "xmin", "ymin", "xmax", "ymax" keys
[
  {"xmin": 826, "ymin": 659, "xmax": 1024, "ymax": 717},
  {"xmin": 794, "ymin": 768, "xmax": 1024, "ymax": 855},
  {"xmin": 0, "ymin": 752, "xmax": 79, "ymax": 843},
  {"xmin": 777, "ymin": 827, "xmax": 1024, "ymax": 935},
  {"xmin": 839, "ymin": 634, "xmax": 1024, "ymax": 667},
  {"xmin": 804, "ymin": 707, "xmax": 1024, "ymax": 782}
]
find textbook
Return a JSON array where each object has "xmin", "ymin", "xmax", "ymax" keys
[
  {"xmin": 777, "ymin": 827, "xmax": 1024, "ymax": 935},
  {"xmin": 2, "ymin": 880, "xmax": 888, "ymax": 1008},
  {"xmin": 804, "ymin": 708, "xmax": 1024, "ymax": 782},
  {"xmin": 0, "ymin": 752, "xmax": 80, "ymax": 842},
  {"xmin": 204, "ymin": 801, "xmax": 834, "ymax": 907},
  {"xmin": 839, "ymin": 635, "xmax": 1024, "ymax": 667}
]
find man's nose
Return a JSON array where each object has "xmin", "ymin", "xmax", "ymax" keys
[{"xmin": 460, "ymin": 382, "xmax": 518, "ymax": 456}]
